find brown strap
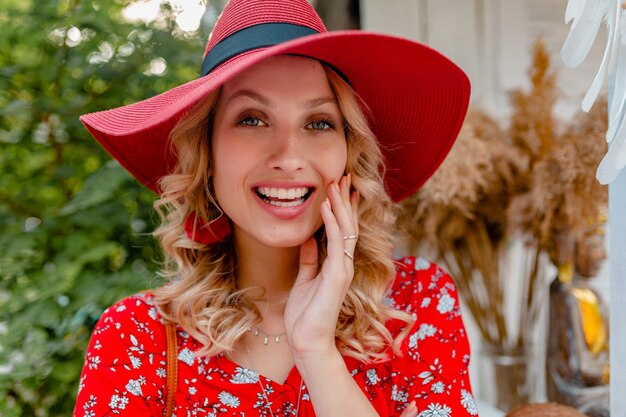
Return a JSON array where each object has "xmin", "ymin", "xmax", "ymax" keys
[{"xmin": 165, "ymin": 321, "xmax": 178, "ymax": 417}]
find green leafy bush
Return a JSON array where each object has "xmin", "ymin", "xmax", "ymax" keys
[{"xmin": 0, "ymin": 1, "xmax": 215, "ymax": 415}]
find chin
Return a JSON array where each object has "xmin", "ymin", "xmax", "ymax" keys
[
  {"xmin": 260, "ymin": 233, "xmax": 314, "ymax": 249},
  {"xmin": 232, "ymin": 218, "xmax": 324, "ymax": 250},
  {"xmin": 258, "ymin": 223, "xmax": 324, "ymax": 249}
]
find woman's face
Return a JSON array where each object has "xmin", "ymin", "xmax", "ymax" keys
[{"xmin": 211, "ymin": 55, "xmax": 348, "ymax": 248}]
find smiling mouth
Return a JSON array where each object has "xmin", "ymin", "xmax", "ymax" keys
[{"xmin": 255, "ymin": 186, "xmax": 314, "ymax": 207}]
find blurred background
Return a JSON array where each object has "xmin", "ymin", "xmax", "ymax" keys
[{"xmin": 0, "ymin": 1, "xmax": 611, "ymax": 416}]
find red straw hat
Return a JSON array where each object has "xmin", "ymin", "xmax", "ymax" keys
[{"xmin": 81, "ymin": 0, "xmax": 470, "ymax": 202}]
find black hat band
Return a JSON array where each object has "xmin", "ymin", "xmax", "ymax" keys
[{"xmin": 200, "ymin": 22, "xmax": 320, "ymax": 76}]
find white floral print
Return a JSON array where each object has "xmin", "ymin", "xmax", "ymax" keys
[
  {"xmin": 437, "ymin": 292, "xmax": 456, "ymax": 314},
  {"xmin": 87, "ymin": 355, "xmax": 100, "ymax": 370},
  {"xmin": 108, "ymin": 393, "xmax": 129, "ymax": 410},
  {"xmin": 414, "ymin": 257, "xmax": 431, "ymax": 270},
  {"xmin": 230, "ymin": 366, "xmax": 260, "ymax": 384},
  {"xmin": 416, "ymin": 323, "xmax": 438, "ymax": 340},
  {"xmin": 409, "ymin": 332, "xmax": 419, "ymax": 350},
  {"xmin": 129, "ymin": 355, "xmax": 141, "ymax": 369},
  {"xmin": 125, "ymin": 378, "xmax": 143, "ymax": 396},
  {"xmin": 420, "ymin": 403, "xmax": 452, "ymax": 417},
  {"xmin": 178, "ymin": 347, "xmax": 195, "ymax": 366},
  {"xmin": 431, "ymin": 381, "xmax": 445, "ymax": 394},
  {"xmin": 218, "ymin": 390, "xmax": 241, "ymax": 408},
  {"xmin": 391, "ymin": 384, "xmax": 409, "ymax": 402},
  {"xmin": 86, "ymin": 395, "xmax": 97, "ymax": 408},
  {"xmin": 74, "ymin": 257, "xmax": 475, "ymax": 417},
  {"xmin": 461, "ymin": 389, "xmax": 478, "ymax": 415},
  {"xmin": 366, "ymin": 368, "xmax": 380, "ymax": 385}
]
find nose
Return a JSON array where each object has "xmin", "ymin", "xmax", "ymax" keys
[{"xmin": 266, "ymin": 127, "xmax": 306, "ymax": 173}]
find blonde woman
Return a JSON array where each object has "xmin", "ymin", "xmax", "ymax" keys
[{"xmin": 74, "ymin": 1, "xmax": 475, "ymax": 416}]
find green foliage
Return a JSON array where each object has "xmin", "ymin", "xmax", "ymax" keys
[{"xmin": 0, "ymin": 1, "xmax": 217, "ymax": 415}]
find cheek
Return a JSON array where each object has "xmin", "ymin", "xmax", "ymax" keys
[
  {"xmin": 211, "ymin": 135, "xmax": 241, "ymax": 200},
  {"xmin": 210, "ymin": 135, "xmax": 261, "ymax": 215},
  {"xmin": 327, "ymin": 142, "xmax": 348, "ymax": 179},
  {"xmin": 211, "ymin": 159, "xmax": 233, "ymax": 195}
]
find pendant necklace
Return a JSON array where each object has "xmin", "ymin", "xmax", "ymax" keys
[
  {"xmin": 248, "ymin": 326, "xmax": 287, "ymax": 345},
  {"xmin": 244, "ymin": 340, "xmax": 303, "ymax": 417}
]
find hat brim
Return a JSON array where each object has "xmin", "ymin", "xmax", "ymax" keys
[{"xmin": 81, "ymin": 31, "xmax": 470, "ymax": 202}]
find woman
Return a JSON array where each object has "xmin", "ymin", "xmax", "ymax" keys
[{"xmin": 74, "ymin": 0, "xmax": 475, "ymax": 416}]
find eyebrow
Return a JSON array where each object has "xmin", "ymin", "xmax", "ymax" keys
[
  {"xmin": 303, "ymin": 96, "xmax": 337, "ymax": 109},
  {"xmin": 225, "ymin": 89, "xmax": 337, "ymax": 109},
  {"xmin": 225, "ymin": 90, "xmax": 272, "ymax": 107}
]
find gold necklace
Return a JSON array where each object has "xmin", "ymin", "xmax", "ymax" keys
[
  {"xmin": 248, "ymin": 326, "xmax": 287, "ymax": 345},
  {"xmin": 244, "ymin": 340, "xmax": 303, "ymax": 417}
]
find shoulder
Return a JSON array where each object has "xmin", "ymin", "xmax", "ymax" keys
[
  {"xmin": 382, "ymin": 257, "xmax": 475, "ymax": 415},
  {"xmin": 93, "ymin": 292, "xmax": 164, "ymax": 339},
  {"xmin": 386, "ymin": 256, "xmax": 469, "ymax": 366},
  {"xmin": 386, "ymin": 256, "xmax": 461, "ymax": 318},
  {"xmin": 83, "ymin": 292, "xmax": 168, "ymax": 372},
  {"xmin": 75, "ymin": 292, "xmax": 171, "ymax": 415}
]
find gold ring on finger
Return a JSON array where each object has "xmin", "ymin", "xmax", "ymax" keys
[
  {"xmin": 343, "ymin": 235, "xmax": 358, "ymax": 241},
  {"xmin": 343, "ymin": 249, "xmax": 354, "ymax": 260}
]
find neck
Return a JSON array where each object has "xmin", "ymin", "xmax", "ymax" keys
[{"xmin": 234, "ymin": 229, "xmax": 301, "ymax": 307}]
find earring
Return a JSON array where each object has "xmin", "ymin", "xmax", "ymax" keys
[{"xmin": 184, "ymin": 208, "xmax": 231, "ymax": 244}]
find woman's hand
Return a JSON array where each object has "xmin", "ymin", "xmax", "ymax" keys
[{"xmin": 284, "ymin": 173, "xmax": 359, "ymax": 359}]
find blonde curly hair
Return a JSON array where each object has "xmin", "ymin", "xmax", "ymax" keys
[{"xmin": 152, "ymin": 64, "xmax": 412, "ymax": 363}]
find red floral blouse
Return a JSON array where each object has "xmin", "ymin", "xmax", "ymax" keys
[{"xmin": 74, "ymin": 257, "xmax": 477, "ymax": 417}]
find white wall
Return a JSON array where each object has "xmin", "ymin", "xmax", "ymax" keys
[{"xmin": 362, "ymin": 0, "xmax": 608, "ymax": 122}]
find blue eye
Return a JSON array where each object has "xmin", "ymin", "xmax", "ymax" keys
[
  {"xmin": 308, "ymin": 119, "xmax": 335, "ymax": 131},
  {"xmin": 238, "ymin": 116, "xmax": 265, "ymax": 127}
]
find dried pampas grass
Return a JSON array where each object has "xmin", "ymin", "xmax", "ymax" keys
[
  {"xmin": 397, "ymin": 108, "xmax": 526, "ymax": 345},
  {"xmin": 508, "ymin": 99, "xmax": 608, "ymax": 264},
  {"xmin": 398, "ymin": 38, "xmax": 608, "ymax": 351}
]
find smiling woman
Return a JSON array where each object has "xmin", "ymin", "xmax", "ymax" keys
[
  {"xmin": 73, "ymin": 0, "xmax": 474, "ymax": 416},
  {"xmin": 211, "ymin": 57, "xmax": 347, "ymax": 247}
]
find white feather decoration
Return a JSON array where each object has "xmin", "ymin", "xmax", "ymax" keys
[
  {"xmin": 597, "ymin": 116, "xmax": 626, "ymax": 183},
  {"xmin": 561, "ymin": 0, "xmax": 626, "ymax": 184},
  {"xmin": 565, "ymin": 0, "xmax": 586, "ymax": 23},
  {"xmin": 581, "ymin": 0, "xmax": 619, "ymax": 111},
  {"xmin": 561, "ymin": 0, "xmax": 612, "ymax": 67},
  {"xmin": 598, "ymin": 7, "xmax": 626, "ymax": 184},
  {"xmin": 606, "ymin": 12, "xmax": 626, "ymax": 139}
]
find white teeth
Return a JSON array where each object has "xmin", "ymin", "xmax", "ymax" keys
[
  {"xmin": 257, "ymin": 187, "xmax": 309, "ymax": 199},
  {"xmin": 268, "ymin": 199, "xmax": 305, "ymax": 207}
]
